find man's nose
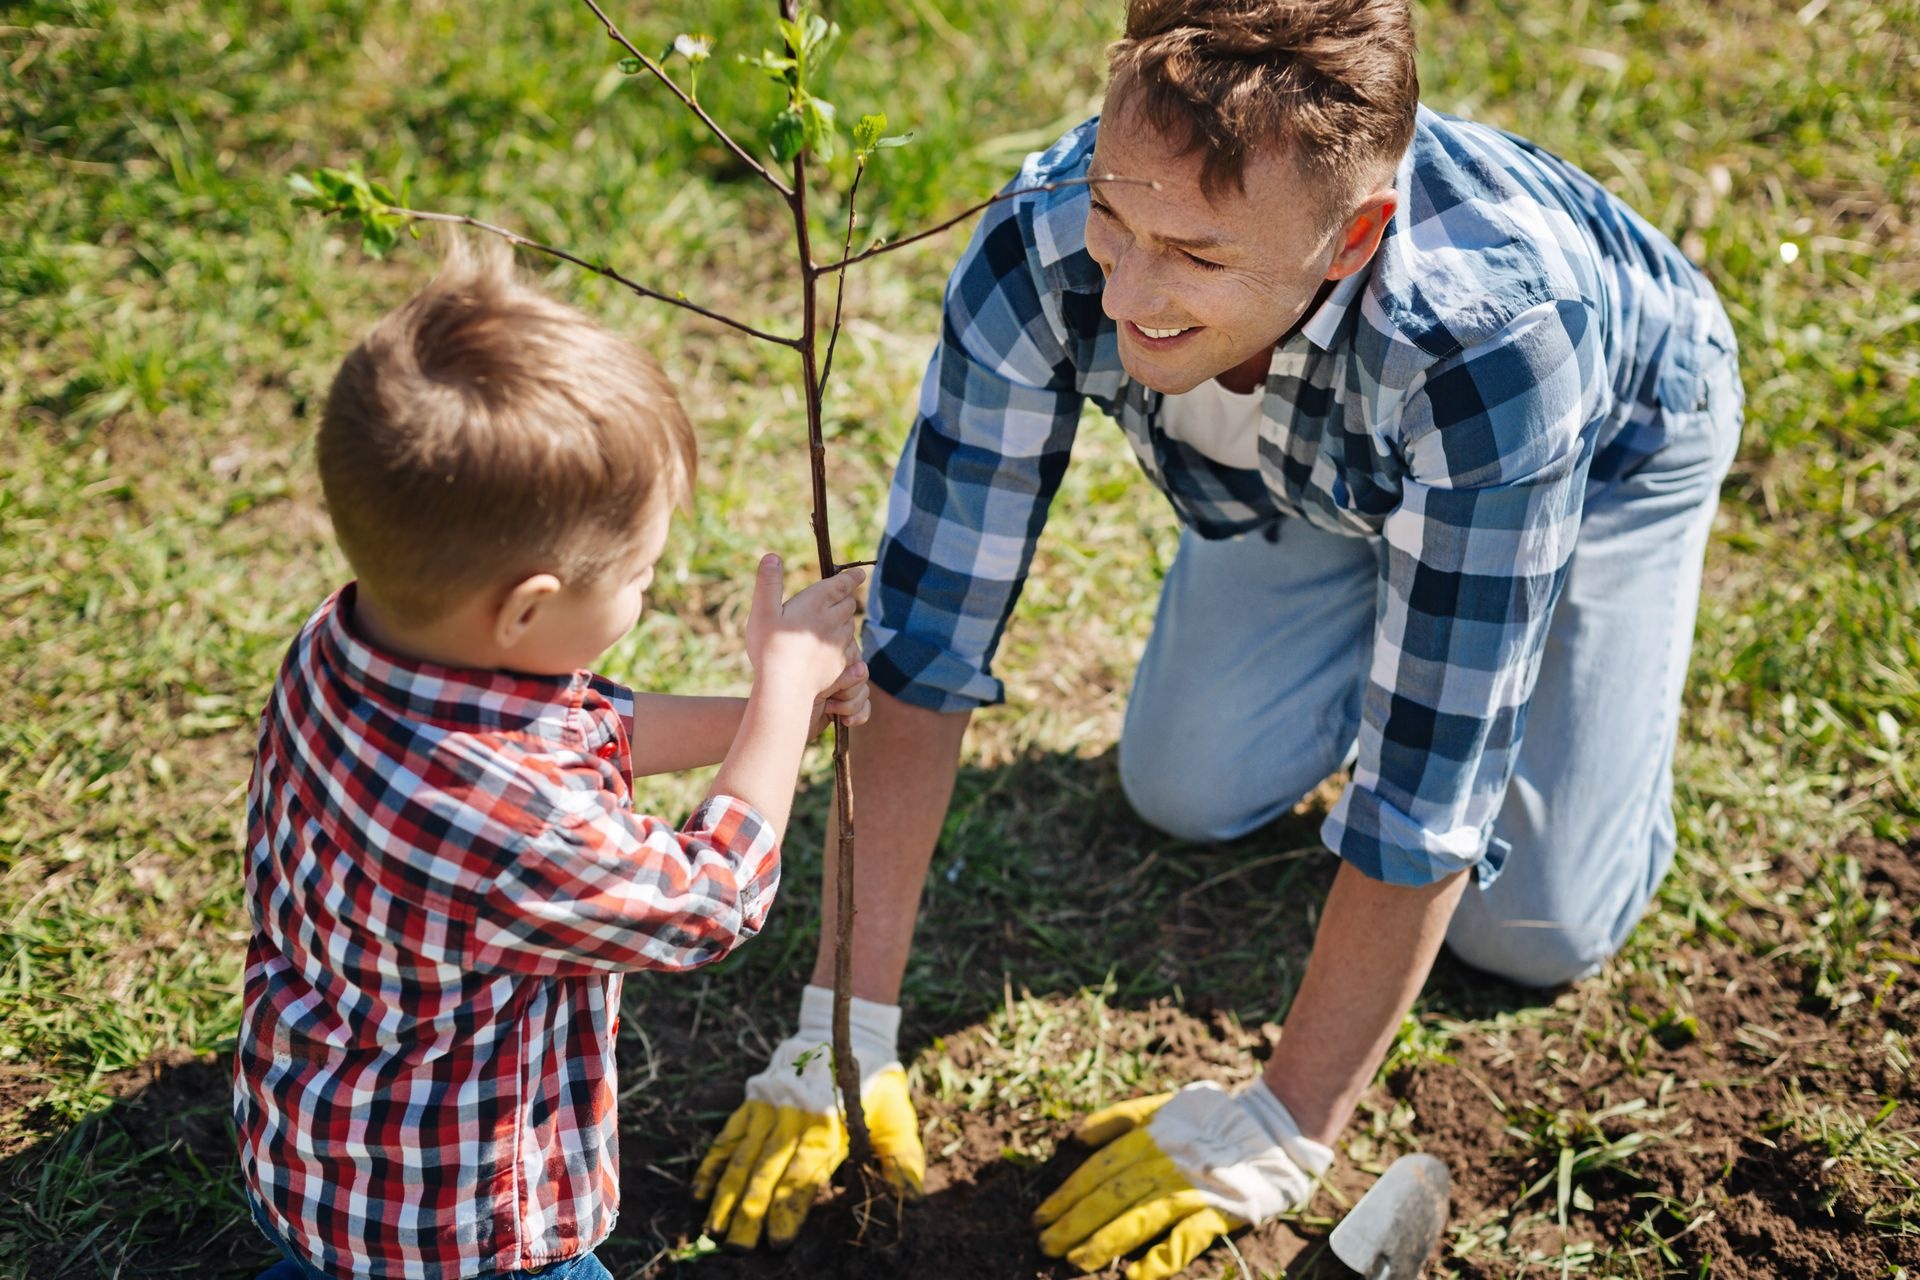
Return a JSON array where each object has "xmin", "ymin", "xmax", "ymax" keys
[{"xmin": 1099, "ymin": 242, "xmax": 1169, "ymax": 324}]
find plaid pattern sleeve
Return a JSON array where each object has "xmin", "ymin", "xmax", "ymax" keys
[
  {"xmin": 471, "ymin": 780, "xmax": 779, "ymax": 975},
  {"xmin": 234, "ymin": 589, "xmax": 782, "ymax": 1279},
  {"xmin": 863, "ymin": 169, "xmax": 1088, "ymax": 712},
  {"xmin": 1321, "ymin": 300, "xmax": 1605, "ymax": 885}
]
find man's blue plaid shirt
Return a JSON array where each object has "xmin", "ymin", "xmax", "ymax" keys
[{"xmin": 864, "ymin": 107, "xmax": 1737, "ymax": 887}]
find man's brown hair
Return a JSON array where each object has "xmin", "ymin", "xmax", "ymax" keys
[
  {"xmin": 1107, "ymin": 0, "xmax": 1419, "ymax": 208},
  {"xmin": 318, "ymin": 236, "xmax": 695, "ymax": 625}
]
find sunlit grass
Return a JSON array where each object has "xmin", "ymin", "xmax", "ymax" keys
[{"xmin": 2, "ymin": 0, "xmax": 1916, "ymax": 1274}]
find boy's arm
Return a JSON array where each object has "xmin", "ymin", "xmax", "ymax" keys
[
  {"xmin": 702, "ymin": 667, "xmax": 817, "ymax": 841},
  {"xmin": 470, "ymin": 773, "xmax": 783, "ymax": 977},
  {"xmin": 614, "ymin": 669, "xmax": 868, "ymax": 777},
  {"xmin": 469, "ymin": 669, "xmax": 820, "ymax": 977},
  {"xmin": 625, "ymin": 692, "xmax": 747, "ymax": 776},
  {"xmin": 469, "ymin": 663, "xmax": 823, "ymax": 977},
  {"xmin": 470, "ymin": 564, "xmax": 861, "ymax": 976}
]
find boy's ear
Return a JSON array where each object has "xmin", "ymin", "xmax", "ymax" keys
[{"xmin": 492, "ymin": 573, "xmax": 564, "ymax": 651}]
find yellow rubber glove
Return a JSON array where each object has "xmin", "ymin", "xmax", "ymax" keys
[
  {"xmin": 692, "ymin": 987, "xmax": 925, "ymax": 1249},
  {"xmin": 1033, "ymin": 1081, "xmax": 1332, "ymax": 1280}
]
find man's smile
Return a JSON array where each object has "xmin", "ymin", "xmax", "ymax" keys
[{"xmin": 1126, "ymin": 320, "xmax": 1202, "ymax": 346}]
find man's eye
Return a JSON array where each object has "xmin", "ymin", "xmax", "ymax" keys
[{"xmin": 1182, "ymin": 251, "xmax": 1226, "ymax": 271}]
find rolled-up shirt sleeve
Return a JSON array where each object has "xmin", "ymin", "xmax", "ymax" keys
[
  {"xmin": 472, "ymin": 789, "xmax": 779, "ymax": 976},
  {"xmin": 1322, "ymin": 299, "xmax": 1605, "ymax": 886},
  {"xmin": 864, "ymin": 179, "xmax": 1087, "ymax": 713}
]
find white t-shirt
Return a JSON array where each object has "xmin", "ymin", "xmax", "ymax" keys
[{"xmin": 1158, "ymin": 369, "xmax": 1268, "ymax": 471}]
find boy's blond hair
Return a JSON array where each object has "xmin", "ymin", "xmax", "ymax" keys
[{"xmin": 318, "ymin": 235, "xmax": 695, "ymax": 625}]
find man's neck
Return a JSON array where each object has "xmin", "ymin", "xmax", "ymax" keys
[{"xmin": 1212, "ymin": 276, "xmax": 1340, "ymax": 395}]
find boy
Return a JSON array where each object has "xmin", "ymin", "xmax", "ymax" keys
[{"xmin": 234, "ymin": 237, "xmax": 868, "ymax": 1280}]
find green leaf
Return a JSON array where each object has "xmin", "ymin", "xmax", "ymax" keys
[
  {"xmin": 313, "ymin": 168, "xmax": 354, "ymax": 201},
  {"xmin": 853, "ymin": 112, "xmax": 885, "ymax": 153},
  {"xmin": 1554, "ymin": 1144, "xmax": 1575, "ymax": 1225},
  {"xmin": 743, "ymin": 48, "xmax": 797, "ymax": 84},
  {"xmin": 617, "ymin": 56, "xmax": 643, "ymax": 74},
  {"xmin": 874, "ymin": 132, "xmax": 913, "ymax": 150},
  {"xmin": 806, "ymin": 17, "xmax": 843, "ymax": 82},
  {"xmin": 801, "ymin": 95, "xmax": 837, "ymax": 162},
  {"xmin": 668, "ymin": 1235, "xmax": 720, "ymax": 1263},
  {"xmin": 803, "ymin": 13, "xmax": 833, "ymax": 57},
  {"xmin": 768, "ymin": 107, "xmax": 806, "ymax": 163},
  {"xmin": 287, "ymin": 173, "xmax": 320, "ymax": 199},
  {"xmin": 777, "ymin": 17, "xmax": 805, "ymax": 58},
  {"xmin": 361, "ymin": 218, "xmax": 400, "ymax": 258}
]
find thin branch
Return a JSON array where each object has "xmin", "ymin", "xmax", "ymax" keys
[
  {"xmin": 816, "ymin": 173, "xmax": 1158, "ymax": 274},
  {"xmin": 382, "ymin": 207, "xmax": 798, "ymax": 348},
  {"xmin": 816, "ymin": 159, "xmax": 865, "ymax": 401},
  {"xmin": 577, "ymin": 0, "xmax": 794, "ymax": 198},
  {"xmin": 774, "ymin": 47, "xmax": 875, "ymax": 1158}
]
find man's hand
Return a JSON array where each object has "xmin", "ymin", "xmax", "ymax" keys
[
  {"xmin": 1033, "ymin": 1081, "xmax": 1331, "ymax": 1280},
  {"xmin": 692, "ymin": 985, "xmax": 925, "ymax": 1249}
]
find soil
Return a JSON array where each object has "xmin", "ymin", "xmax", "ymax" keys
[
  {"xmin": 2, "ymin": 839, "xmax": 1911, "ymax": 1278},
  {"xmin": 613, "ymin": 836, "xmax": 1920, "ymax": 1279}
]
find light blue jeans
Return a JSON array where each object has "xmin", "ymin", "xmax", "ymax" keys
[{"xmin": 1118, "ymin": 351, "xmax": 1743, "ymax": 988}]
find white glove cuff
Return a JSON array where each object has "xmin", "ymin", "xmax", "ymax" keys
[
  {"xmin": 1239, "ymin": 1077, "xmax": 1335, "ymax": 1177},
  {"xmin": 796, "ymin": 984, "xmax": 901, "ymax": 1084},
  {"xmin": 1146, "ymin": 1080, "xmax": 1330, "ymax": 1225}
]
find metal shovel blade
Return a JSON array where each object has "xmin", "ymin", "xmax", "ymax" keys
[{"xmin": 1328, "ymin": 1153, "xmax": 1451, "ymax": 1278}]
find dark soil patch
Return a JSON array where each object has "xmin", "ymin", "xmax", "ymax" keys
[
  {"xmin": 3, "ymin": 840, "xmax": 1910, "ymax": 1278},
  {"xmin": 617, "ymin": 837, "xmax": 1919, "ymax": 1279},
  {"xmin": 1395, "ymin": 835, "xmax": 1920, "ymax": 1280},
  {"xmin": 612, "ymin": 999, "xmax": 1364, "ymax": 1279}
]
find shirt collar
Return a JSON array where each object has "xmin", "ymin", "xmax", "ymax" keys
[
  {"xmin": 315, "ymin": 584, "xmax": 589, "ymax": 741},
  {"xmin": 1298, "ymin": 263, "xmax": 1368, "ymax": 353}
]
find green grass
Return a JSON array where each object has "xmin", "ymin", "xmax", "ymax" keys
[{"xmin": 2, "ymin": 0, "xmax": 1917, "ymax": 1275}]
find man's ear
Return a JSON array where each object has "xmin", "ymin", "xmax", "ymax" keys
[
  {"xmin": 492, "ymin": 573, "xmax": 564, "ymax": 651},
  {"xmin": 1325, "ymin": 186, "xmax": 1398, "ymax": 282}
]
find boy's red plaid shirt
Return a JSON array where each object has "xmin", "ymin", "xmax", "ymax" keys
[{"xmin": 234, "ymin": 586, "xmax": 779, "ymax": 1278}]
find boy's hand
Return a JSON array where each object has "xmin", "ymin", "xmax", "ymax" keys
[
  {"xmin": 747, "ymin": 555, "xmax": 866, "ymax": 697},
  {"xmin": 810, "ymin": 660, "xmax": 871, "ymax": 734}
]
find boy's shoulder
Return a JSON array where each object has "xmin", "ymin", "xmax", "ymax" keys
[{"xmin": 257, "ymin": 589, "xmax": 636, "ymax": 884}]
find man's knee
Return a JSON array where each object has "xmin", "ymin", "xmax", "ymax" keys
[
  {"xmin": 1444, "ymin": 875, "xmax": 1645, "ymax": 988},
  {"xmin": 1443, "ymin": 827, "xmax": 1671, "ymax": 989},
  {"xmin": 1116, "ymin": 734, "xmax": 1330, "ymax": 844},
  {"xmin": 1444, "ymin": 923, "xmax": 1612, "ymax": 990},
  {"xmin": 1118, "ymin": 744, "xmax": 1234, "ymax": 842}
]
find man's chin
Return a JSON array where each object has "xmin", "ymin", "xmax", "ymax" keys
[{"xmin": 1116, "ymin": 351, "xmax": 1209, "ymax": 396}]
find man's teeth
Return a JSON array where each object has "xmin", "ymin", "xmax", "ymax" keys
[{"xmin": 1139, "ymin": 324, "xmax": 1193, "ymax": 339}]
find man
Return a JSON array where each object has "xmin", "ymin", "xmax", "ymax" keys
[{"xmin": 692, "ymin": 0, "xmax": 1744, "ymax": 1276}]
